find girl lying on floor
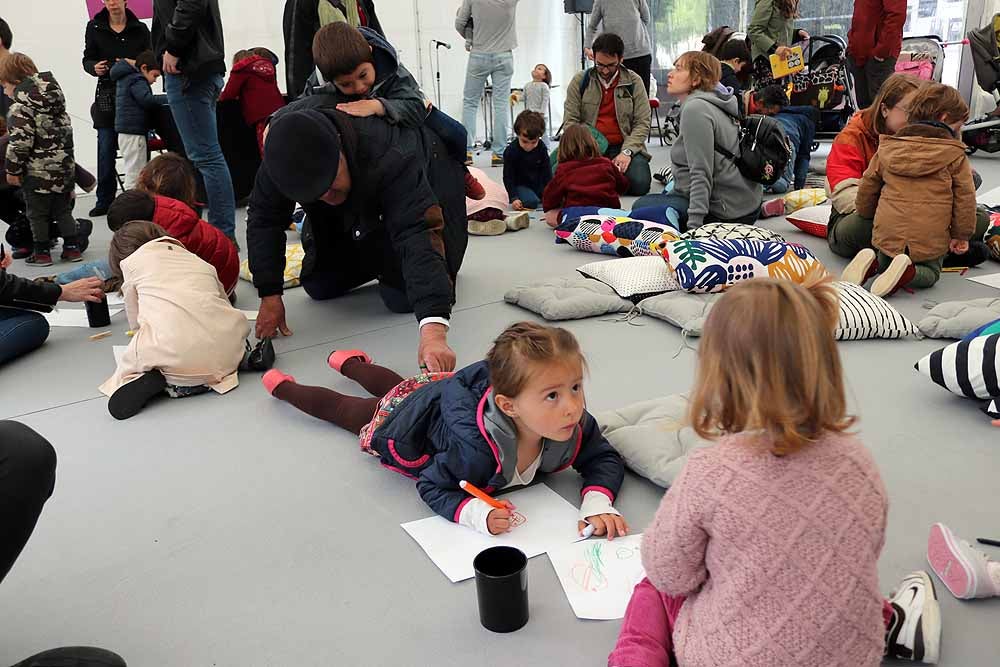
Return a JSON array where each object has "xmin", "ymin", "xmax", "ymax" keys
[
  {"xmin": 262, "ymin": 322, "xmax": 627, "ymax": 538},
  {"xmin": 100, "ymin": 221, "xmax": 249, "ymax": 420}
]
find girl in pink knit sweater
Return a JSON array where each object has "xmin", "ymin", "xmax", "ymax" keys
[{"xmin": 609, "ymin": 272, "xmax": 942, "ymax": 667}]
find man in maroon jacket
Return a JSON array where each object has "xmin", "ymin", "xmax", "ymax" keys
[{"xmin": 847, "ymin": 0, "xmax": 908, "ymax": 109}]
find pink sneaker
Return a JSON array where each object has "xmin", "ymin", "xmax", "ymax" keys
[
  {"xmin": 927, "ymin": 523, "xmax": 1000, "ymax": 599},
  {"xmin": 327, "ymin": 349, "xmax": 371, "ymax": 373},
  {"xmin": 760, "ymin": 197, "xmax": 786, "ymax": 218},
  {"xmin": 262, "ymin": 369, "xmax": 295, "ymax": 396}
]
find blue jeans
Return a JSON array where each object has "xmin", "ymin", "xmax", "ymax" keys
[
  {"xmin": 461, "ymin": 51, "xmax": 514, "ymax": 153},
  {"xmin": 0, "ymin": 309, "xmax": 50, "ymax": 366},
  {"xmin": 425, "ymin": 107, "xmax": 468, "ymax": 165},
  {"xmin": 165, "ymin": 73, "xmax": 235, "ymax": 237},
  {"xmin": 96, "ymin": 127, "xmax": 119, "ymax": 209},
  {"xmin": 512, "ymin": 185, "xmax": 541, "ymax": 209},
  {"xmin": 57, "ymin": 259, "xmax": 111, "ymax": 284}
]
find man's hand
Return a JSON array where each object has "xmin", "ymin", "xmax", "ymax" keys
[
  {"xmin": 335, "ymin": 99, "xmax": 385, "ymax": 118},
  {"xmin": 584, "ymin": 48, "xmax": 594, "ymax": 61},
  {"xmin": 59, "ymin": 277, "xmax": 104, "ymax": 303},
  {"xmin": 776, "ymin": 45, "xmax": 793, "ymax": 58},
  {"xmin": 612, "ymin": 153, "xmax": 632, "ymax": 173},
  {"xmin": 950, "ymin": 239, "xmax": 970, "ymax": 255},
  {"xmin": 162, "ymin": 51, "xmax": 181, "ymax": 75},
  {"xmin": 256, "ymin": 295, "xmax": 293, "ymax": 339},
  {"xmin": 94, "ymin": 60, "xmax": 110, "ymax": 76},
  {"xmin": 418, "ymin": 323, "xmax": 456, "ymax": 373},
  {"xmin": 6, "ymin": 173, "xmax": 22, "ymax": 187}
]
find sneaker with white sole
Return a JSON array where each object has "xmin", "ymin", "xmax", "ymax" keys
[
  {"xmin": 505, "ymin": 212, "xmax": 530, "ymax": 232},
  {"xmin": 760, "ymin": 197, "xmax": 787, "ymax": 218},
  {"xmin": 927, "ymin": 522, "xmax": 1000, "ymax": 599},
  {"xmin": 885, "ymin": 570, "xmax": 941, "ymax": 664},
  {"xmin": 467, "ymin": 218, "xmax": 506, "ymax": 236},
  {"xmin": 871, "ymin": 254, "xmax": 915, "ymax": 297},
  {"xmin": 841, "ymin": 248, "xmax": 878, "ymax": 285}
]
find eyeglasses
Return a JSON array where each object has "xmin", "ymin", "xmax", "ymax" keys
[{"xmin": 594, "ymin": 60, "xmax": 619, "ymax": 72}]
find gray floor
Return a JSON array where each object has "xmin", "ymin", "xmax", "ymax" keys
[{"xmin": 1, "ymin": 144, "xmax": 998, "ymax": 666}]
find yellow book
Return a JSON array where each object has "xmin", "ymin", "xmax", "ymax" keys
[{"xmin": 769, "ymin": 46, "xmax": 805, "ymax": 79}]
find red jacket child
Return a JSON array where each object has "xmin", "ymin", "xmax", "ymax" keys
[
  {"xmin": 219, "ymin": 54, "xmax": 286, "ymax": 154},
  {"xmin": 542, "ymin": 156, "xmax": 630, "ymax": 212},
  {"xmin": 152, "ymin": 195, "xmax": 240, "ymax": 294}
]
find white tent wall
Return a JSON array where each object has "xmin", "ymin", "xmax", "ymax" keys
[{"xmin": 2, "ymin": 1, "xmax": 585, "ymax": 172}]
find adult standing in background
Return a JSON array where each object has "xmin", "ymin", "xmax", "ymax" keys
[
  {"xmin": 584, "ymin": 0, "xmax": 652, "ymax": 95},
  {"xmin": 455, "ymin": 0, "xmax": 520, "ymax": 166},
  {"xmin": 283, "ymin": 0, "xmax": 384, "ymax": 99},
  {"xmin": 82, "ymin": 0, "xmax": 151, "ymax": 217},
  {"xmin": 152, "ymin": 0, "xmax": 237, "ymax": 244},
  {"xmin": 847, "ymin": 0, "xmax": 907, "ymax": 109}
]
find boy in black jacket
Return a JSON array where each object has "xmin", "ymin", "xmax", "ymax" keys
[{"xmin": 503, "ymin": 111, "xmax": 551, "ymax": 210}]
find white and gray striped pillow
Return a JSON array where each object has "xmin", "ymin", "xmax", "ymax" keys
[
  {"xmin": 915, "ymin": 334, "xmax": 1000, "ymax": 400},
  {"xmin": 834, "ymin": 282, "xmax": 920, "ymax": 341}
]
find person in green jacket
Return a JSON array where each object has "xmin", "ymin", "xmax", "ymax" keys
[{"xmin": 748, "ymin": 0, "xmax": 809, "ymax": 86}]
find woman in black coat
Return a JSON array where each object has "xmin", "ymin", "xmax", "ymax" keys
[{"xmin": 82, "ymin": 0, "xmax": 151, "ymax": 217}]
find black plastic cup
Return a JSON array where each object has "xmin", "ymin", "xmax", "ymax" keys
[
  {"xmin": 473, "ymin": 546, "xmax": 529, "ymax": 633},
  {"xmin": 85, "ymin": 297, "xmax": 111, "ymax": 328}
]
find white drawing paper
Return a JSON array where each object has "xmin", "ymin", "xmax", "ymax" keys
[
  {"xmin": 400, "ymin": 484, "xmax": 581, "ymax": 583},
  {"xmin": 44, "ymin": 307, "xmax": 123, "ymax": 328},
  {"xmin": 967, "ymin": 272, "xmax": 1000, "ymax": 290},
  {"xmin": 547, "ymin": 533, "xmax": 646, "ymax": 620}
]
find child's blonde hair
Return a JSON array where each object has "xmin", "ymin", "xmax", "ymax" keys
[
  {"xmin": 689, "ymin": 268, "xmax": 854, "ymax": 455},
  {"xmin": 486, "ymin": 322, "xmax": 586, "ymax": 397},
  {"xmin": 0, "ymin": 52, "xmax": 37, "ymax": 85},
  {"xmin": 907, "ymin": 83, "xmax": 969, "ymax": 126},
  {"xmin": 557, "ymin": 123, "xmax": 602, "ymax": 163}
]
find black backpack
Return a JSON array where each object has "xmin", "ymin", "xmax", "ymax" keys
[{"xmin": 714, "ymin": 114, "xmax": 792, "ymax": 186}]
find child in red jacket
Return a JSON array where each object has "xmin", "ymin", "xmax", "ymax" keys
[
  {"xmin": 107, "ymin": 190, "xmax": 240, "ymax": 295},
  {"xmin": 542, "ymin": 123, "xmax": 629, "ymax": 228},
  {"xmin": 219, "ymin": 48, "xmax": 286, "ymax": 156}
]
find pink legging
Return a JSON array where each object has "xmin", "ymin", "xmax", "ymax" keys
[{"xmin": 608, "ymin": 577, "xmax": 896, "ymax": 667}]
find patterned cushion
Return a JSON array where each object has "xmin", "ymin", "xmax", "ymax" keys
[
  {"xmin": 964, "ymin": 317, "xmax": 1000, "ymax": 341},
  {"xmin": 577, "ymin": 256, "xmax": 679, "ymax": 301},
  {"xmin": 834, "ymin": 282, "xmax": 919, "ymax": 341},
  {"xmin": 783, "ymin": 188, "xmax": 828, "ymax": 213},
  {"xmin": 661, "ymin": 239, "xmax": 823, "ymax": 293},
  {"xmin": 555, "ymin": 215, "xmax": 681, "ymax": 258},
  {"xmin": 915, "ymin": 334, "xmax": 1000, "ymax": 400},
  {"xmin": 786, "ymin": 205, "xmax": 832, "ymax": 238},
  {"xmin": 985, "ymin": 210, "xmax": 1000, "ymax": 261},
  {"xmin": 240, "ymin": 242, "xmax": 304, "ymax": 289},
  {"xmin": 681, "ymin": 223, "xmax": 786, "ymax": 243},
  {"xmin": 982, "ymin": 398, "xmax": 1000, "ymax": 419}
]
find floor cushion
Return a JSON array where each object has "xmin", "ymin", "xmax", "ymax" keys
[
  {"xmin": 915, "ymin": 334, "xmax": 1000, "ymax": 400},
  {"xmin": 503, "ymin": 276, "xmax": 632, "ymax": 321},
  {"xmin": 834, "ymin": 281, "xmax": 920, "ymax": 341},
  {"xmin": 681, "ymin": 223, "xmax": 786, "ymax": 242},
  {"xmin": 577, "ymin": 256, "xmax": 679, "ymax": 301},
  {"xmin": 595, "ymin": 395, "xmax": 713, "ymax": 488},
  {"xmin": 239, "ymin": 242, "xmax": 304, "ymax": 289},
  {"xmin": 555, "ymin": 215, "xmax": 681, "ymax": 258},
  {"xmin": 786, "ymin": 204, "xmax": 832, "ymax": 238},
  {"xmin": 636, "ymin": 291, "xmax": 718, "ymax": 336},
  {"xmin": 917, "ymin": 298, "xmax": 1000, "ymax": 339},
  {"xmin": 964, "ymin": 317, "xmax": 1000, "ymax": 341},
  {"xmin": 982, "ymin": 398, "xmax": 1000, "ymax": 419},
  {"xmin": 662, "ymin": 239, "xmax": 822, "ymax": 293},
  {"xmin": 783, "ymin": 188, "xmax": 828, "ymax": 214}
]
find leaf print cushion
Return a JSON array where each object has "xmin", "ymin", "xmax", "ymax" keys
[
  {"xmin": 555, "ymin": 215, "xmax": 681, "ymax": 258},
  {"xmin": 660, "ymin": 239, "xmax": 825, "ymax": 293}
]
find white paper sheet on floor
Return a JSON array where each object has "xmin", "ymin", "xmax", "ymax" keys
[
  {"xmin": 400, "ymin": 483, "xmax": 581, "ymax": 583},
  {"xmin": 967, "ymin": 273, "xmax": 1000, "ymax": 289},
  {"xmin": 546, "ymin": 533, "xmax": 645, "ymax": 620}
]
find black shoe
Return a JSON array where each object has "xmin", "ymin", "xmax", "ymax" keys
[
  {"xmin": 75, "ymin": 218, "xmax": 93, "ymax": 253},
  {"xmin": 88, "ymin": 205, "xmax": 109, "ymax": 217},
  {"xmin": 108, "ymin": 370, "xmax": 167, "ymax": 420}
]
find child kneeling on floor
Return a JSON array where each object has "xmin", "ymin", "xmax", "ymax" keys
[
  {"xmin": 542, "ymin": 123, "xmax": 628, "ymax": 228},
  {"xmin": 609, "ymin": 270, "xmax": 942, "ymax": 667},
  {"xmin": 846, "ymin": 83, "xmax": 976, "ymax": 297},
  {"xmin": 100, "ymin": 222, "xmax": 250, "ymax": 420},
  {"xmin": 263, "ymin": 322, "xmax": 628, "ymax": 538}
]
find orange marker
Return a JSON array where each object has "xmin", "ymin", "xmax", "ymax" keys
[{"xmin": 459, "ymin": 480, "xmax": 507, "ymax": 510}]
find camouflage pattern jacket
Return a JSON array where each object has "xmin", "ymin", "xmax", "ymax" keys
[{"xmin": 5, "ymin": 72, "xmax": 76, "ymax": 195}]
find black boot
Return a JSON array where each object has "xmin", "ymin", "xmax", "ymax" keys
[{"xmin": 108, "ymin": 370, "xmax": 167, "ymax": 420}]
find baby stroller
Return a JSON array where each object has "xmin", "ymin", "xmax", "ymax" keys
[
  {"xmin": 963, "ymin": 15, "xmax": 1000, "ymax": 154},
  {"xmin": 788, "ymin": 35, "xmax": 858, "ymax": 139}
]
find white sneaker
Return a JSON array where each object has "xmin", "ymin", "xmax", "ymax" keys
[
  {"xmin": 885, "ymin": 570, "xmax": 941, "ymax": 664},
  {"xmin": 840, "ymin": 248, "xmax": 877, "ymax": 285},
  {"xmin": 467, "ymin": 218, "xmax": 506, "ymax": 236},
  {"xmin": 927, "ymin": 522, "xmax": 1000, "ymax": 599},
  {"xmin": 505, "ymin": 211, "xmax": 530, "ymax": 232}
]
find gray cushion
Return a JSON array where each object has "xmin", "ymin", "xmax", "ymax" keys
[
  {"xmin": 595, "ymin": 394, "xmax": 714, "ymax": 488},
  {"xmin": 503, "ymin": 277, "xmax": 632, "ymax": 321},
  {"xmin": 917, "ymin": 298, "xmax": 1000, "ymax": 339},
  {"xmin": 636, "ymin": 291, "xmax": 719, "ymax": 336}
]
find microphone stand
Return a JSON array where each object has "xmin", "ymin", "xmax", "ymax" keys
[{"xmin": 432, "ymin": 40, "xmax": 447, "ymax": 108}]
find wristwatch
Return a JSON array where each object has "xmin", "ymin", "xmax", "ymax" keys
[{"xmin": 622, "ymin": 149, "xmax": 634, "ymax": 157}]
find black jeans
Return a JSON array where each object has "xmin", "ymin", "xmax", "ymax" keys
[
  {"xmin": 23, "ymin": 191, "xmax": 77, "ymax": 247},
  {"xmin": 624, "ymin": 54, "xmax": 652, "ymax": 96},
  {"xmin": 848, "ymin": 58, "xmax": 897, "ymax": 110},
  {"xmin": 0, "ymin": 421, "xmax": 56, "ymax": 584}
]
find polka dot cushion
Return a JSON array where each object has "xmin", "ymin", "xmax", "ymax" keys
[
  {"xmin": 681, "ymin": 223, "xmax": 786, "ymax": 242},
  {"xmin": 556, "ymin": 215, "xmax": 681, "ymax": 258},
  {"xmin": 661, "ymin": 238, "xmax": 822, "ymax": 293},
  {"xmin": 577, "ymin": 256, "xmax": 679, "ymax": 301}
]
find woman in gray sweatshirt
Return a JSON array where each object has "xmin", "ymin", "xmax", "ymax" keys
[
  {"xmin": 665, "ymin": 51, "xmax": 762, "ymax": 230},
  {"xmin": 585, "ymin": 0, "xmax": 652, "ymax": 94}
]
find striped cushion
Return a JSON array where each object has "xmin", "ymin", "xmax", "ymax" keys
[
  {"xmin": 834, "ymin": 282, "xmax": 919, "ymax": 341},
  {"xmin": 983, "ymin": 398, "xmax": 1000, "ymax": 419},
  {"xmin": 914, "ymin": 334, "xmax": 1000, "ymax": 400}
]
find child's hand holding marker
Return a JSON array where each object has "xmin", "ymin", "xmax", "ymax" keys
[
  {"xmin": 579, "ymin": 514, "xmax": 629, "ymax": 541},
  {"xmin": 486, "ymin": 500, "xmax": 518, "ymax": 535}
]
